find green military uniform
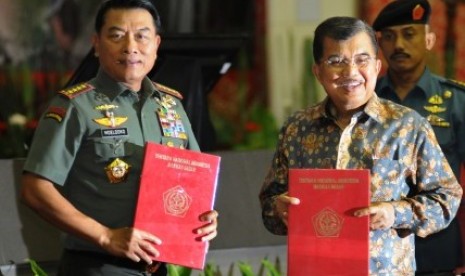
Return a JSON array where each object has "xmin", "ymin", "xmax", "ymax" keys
[
  {"xmin": 23, "ymin": 69, "xmax": 199, "ymax": 253},
  {"xmin": 377, "ymin": 68, "xmax": 465, "ymax": 272}
]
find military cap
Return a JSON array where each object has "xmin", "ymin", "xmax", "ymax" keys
[{"xmin": 373, "ymin": 0, "xmax": 431, "ymax": 31}]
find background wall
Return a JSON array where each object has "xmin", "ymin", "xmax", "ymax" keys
[{"xmin": 266, "ymin": 0, "xmax": 357, "ymax": 126}]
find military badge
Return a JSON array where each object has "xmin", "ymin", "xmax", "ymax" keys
[
  {"xmin": 427, "ymin": 95, "xmax": 443, "ymax": 105},
  {"xmin": 153, "ymin": 82, "xmax": 183, "ymax": 99},
  {"xmin": 158, "ymin": 95, "xmax": 177, "ymax": 109},
  {"xmin": 427, "ymin": 114, "xmax": 450, "ymax": 128},
  {"xmin": 58, "ymin": 83, "xmax": 94, "ymax": 99},
  {"xmin": 443, "ymin": 90, "xmax": 452, "ymax": 99},
  {"xmin": 44, "ymin": 106, "xmax": 67, "ymax": 122},
  {"xmin": 156, "ymin": 96, "xmax": 187, "ymax": 140},
  {"xmin": 424, "ymin": 105, "xmax": 446, "ymax": 114},
  {"xmin": 105, "ymin": 158, "xmax": 131, "ymax": 183},
  {"xmin": 94, "ymin": 104, "xmax": 128, "ymax": 127},
  {"xmin": 412, "ymin": 4, "xmax": 425, "ymax": 21}
]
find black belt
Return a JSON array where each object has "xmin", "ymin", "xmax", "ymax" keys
[{"xmin": 65, "ymin": 249, "xmax": 163, "ymax": 273}]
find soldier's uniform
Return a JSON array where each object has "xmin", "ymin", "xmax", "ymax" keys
[
  {"xmin": 23, "ymin": 69, "xmax": 198, "ymax": 275},
  {"xmin": 374, "ymin": 0, "xmax": 465, "ymax": 274}
]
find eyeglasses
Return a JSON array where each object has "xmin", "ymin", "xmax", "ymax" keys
[{"xmin": 322, "ymin": 54, "xmax": 375, "ymax": 70}]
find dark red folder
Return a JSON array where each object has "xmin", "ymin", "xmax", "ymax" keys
[
  {"xmin": 134, "ymin": 142, "xmax": 220, "ymax": 269},
  {"xmin": 288, "ymin": 169, "xmax": 370, "ymax": 275}
]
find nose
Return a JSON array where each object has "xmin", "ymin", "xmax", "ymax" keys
[
  {"xmin": 123, "ymin": 35, "xmax": 138, "ymax": 54},
  {"xmin": 340, "ymin": 62, "xmax": 360, "ymax": 77},
  {"xmin": 394, "ymin": 36, "xmax": 405, "ymax": 50}
]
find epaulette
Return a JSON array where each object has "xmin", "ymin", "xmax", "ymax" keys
[
  {"xmin": 153, "ymin": 82, "xmax": 183, "ymax": 99},
  {"xmin": 58, "ymin": 83, "xmax": 94, "ymax": 99},
  {"xmin": 441, "ymin": 78, "xmax": 465, "ymax": 92}
]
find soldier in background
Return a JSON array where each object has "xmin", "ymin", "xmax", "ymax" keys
[{"xmin": 373, "ymin": 1, "xmax": 465, "ymax": 274}]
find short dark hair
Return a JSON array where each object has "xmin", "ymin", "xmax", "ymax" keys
[
  {"xmin": 313, "ymin": 16, "xmax": 378, "ymax": 63},
  {"xmin": 94, "ymin": 0, "xmax": 162, "ymax": 34}
]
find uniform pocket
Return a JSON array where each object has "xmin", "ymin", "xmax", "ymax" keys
[{"xmin": 93, "ymin": 137, "xmax": 131, "ymax": 162}]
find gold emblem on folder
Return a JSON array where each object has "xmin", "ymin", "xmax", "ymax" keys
[{"xmin": 312, "ymin": 208, "xmax": 343, "ymax": 237}]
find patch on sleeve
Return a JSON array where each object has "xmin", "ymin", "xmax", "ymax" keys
[
  {"xmin": 58, "ymin": 83, "xmax": 94, "ymax": 99},
  {"xmin": 44, "ymin": 106, "xmax": 67, "ymax": 122},
  {"xmin": 153, "ymin": 82, "xmax": 183, "ymax": 99}
]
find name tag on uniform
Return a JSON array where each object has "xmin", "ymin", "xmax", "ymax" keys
[{"xmin": 101, "ymin": 128, "xmax": 128, "ymax": 138}]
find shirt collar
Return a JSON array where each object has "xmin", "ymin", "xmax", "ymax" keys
[
  {"xmin": 364, "ymin": 94, "xmax": 387, "ymax": 124},
  {"xmin": 377, "ymin": 67, "xmax": 434, "ymax": 99},
  {"xmin": 313, "ymin": 94, "xmax": 385, "ymax": 124},
  {"xmin": 91, "ymin": 69, "xmax": 158, "ymax": 101}
]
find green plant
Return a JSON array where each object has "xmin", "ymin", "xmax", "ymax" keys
[
  {"xmin": 26, "ymin": 259, "xmax": 47, "ymax": 276},
  {"xmin": 261, "ymin": 259, "xmax": 281, "ymax": 276},
  {"xmin": 27, "ymin": 257, "xmax": 282, "ymax": 276},
  {"xmin": 167, "ymin": 264, "xmax": 192, "ymax": 276}
]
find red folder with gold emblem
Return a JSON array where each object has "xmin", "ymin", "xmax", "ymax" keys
[
  {"xmin": 288, "ymin": 169, "xmax": 370, "ymax": 275},
  {"xmin": 134, "ymin": 142, "xmax": 220, "ymax": 270}
]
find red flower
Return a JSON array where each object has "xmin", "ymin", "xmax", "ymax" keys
[
  {"xmin": 0, "ymin": 121, "xmax": 6, "ymax": 132},
  {"xmin": 245, "ymin": 121, "xmax": 261, "ymax": 132},
  {"xmin": 26, "ymin": 119, "xmax": 39, "ymax": 130}
]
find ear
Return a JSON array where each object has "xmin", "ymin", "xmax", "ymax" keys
[
  {"xmin": 375, "ymin": 58, "xmax": 382, "ymax": 75},
  {"xmin": 312, "ymin": 64, "xmax": 322, "ymax": 83},
  {"xmin": 92, "ymin": 34, "xmax": 100, "ymax": 57},
  {"xmin": 425, "ymin": 31, "xmax": 436, "ymax": 51},
  {"xmin": 154, "ymin": 34, "xmax": 161, "ymax": 48}
]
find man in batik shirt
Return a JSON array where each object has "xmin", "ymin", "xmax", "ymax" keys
[{"xmin": 259, "ymin": 16, "xmax": 462, "ymax": 275}]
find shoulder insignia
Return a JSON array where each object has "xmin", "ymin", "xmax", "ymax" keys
[
  {"xmin": 58, "ymin": 83, "xmax": 94, "ymax": 99},
  {"xmin": 44, "ymin": 106, "xmax": 67, "ymax": 123},
  {"xmin": 153, "ymin": 82, "xmax": 183, "ymax": 100},
  {"xmin": 440, "ymin": 78, "xmax": 465, "ymax": 92}
]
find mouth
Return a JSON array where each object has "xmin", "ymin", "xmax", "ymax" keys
[
  {"xmin": 390, "ymin": 53, "xmax": 410, "ymax": 61},
  {"xmin": 336, "ymin": 80, "xmax": 364, "ymax": 89},
  {"xmin": 116, "ymin": 59, "xmax": 141, "ymax": 66}
]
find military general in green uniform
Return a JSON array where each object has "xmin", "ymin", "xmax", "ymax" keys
[
  {"xmin": 20, "ymin": 1, "xmax": 219, "ymax": 275},
  {"xmin": 373, "ymin": 0, "xmax": 465, "ymax": 274}
]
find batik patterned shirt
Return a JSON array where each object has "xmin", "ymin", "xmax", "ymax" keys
[{"xmin": 259, "ymin": 94, "xmax": 462, "ymax": 275}]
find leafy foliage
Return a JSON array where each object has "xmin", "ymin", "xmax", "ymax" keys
[
  {"xmin": 26, "ymin": 259, "xmax": 48, "ymax": 276},
  {"xmin": 26, "ymin": 257, "xmax": 282, "ymax": 276}
]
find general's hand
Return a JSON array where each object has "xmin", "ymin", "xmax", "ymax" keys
[
  {"xmin": 354, "ymin": 202, "xmax": 395, "ymax": 230},
  {"xmin": 273, "ymin": 193, "xmax": 300, "ymax": 226},
  {"xmin": 195, "ymin": 210, "xmax": 218, "ymax": 242},
  {"xmin": 100, "ymin": 227, "xmax": 162, "ymax": 264}
]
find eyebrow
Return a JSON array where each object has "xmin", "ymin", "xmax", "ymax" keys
[
  {"xmin": 382, "ymin": 26, "xmax": 416, "ymax": 33},
  {"xmin": 327, "ymin": 53, "xmax": 371, "ymax": 58},
  {"xmin": 107, "ymin": 26, "xmax": 153, "ymax": 33}
]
